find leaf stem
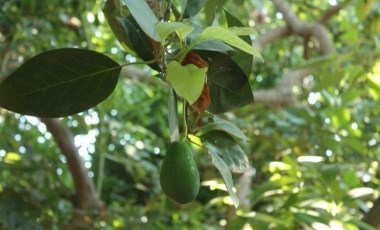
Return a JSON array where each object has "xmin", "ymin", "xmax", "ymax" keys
[
  {"xmin": 171, "ymin": 3, "xmax": 181, "ymax": 21},
  {"xmin": 121, "ymin": 53, "xmax": 161, "ymax": 68},
  {"xmin": 182, "ymin": 98, "xmax": 188, "ymax": 139},
  {"xmin": 164, "ymin": 0, "xmax": 172, "ymax": 21}
]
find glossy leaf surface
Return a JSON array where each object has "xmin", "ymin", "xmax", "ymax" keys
[
  {"xmin": 122, "ymin": 0, "xmax": 160, "ymax": 41},
  {"xmin": 156, "ymin": 22, "xmax": 194, "ymax": 43},
  {"xmin": 201, "ymin": 130, "xmax": 249, "ymax": 173},
  {"xmin": 225, "ymin": 10, "xmax": 254, "ymax": 77},
  {"xmin": 197, "ymin": 51, "xmax": 254, "ymax": 113},
  {"xmin": 182, "ymin": 0, "xmax": 206, "ymax": 18},
  {"xmin": 104, "ymin": 0, "xmax": 160, "ymax": 70},
  {"xmin": 205, "ymin": 143, "xmax": 239, "ymax": 208},
  {"xmin": 199, "ymin": 116, "xmax": 248, "ymax": 141},
  {"xmin": 103, "ymin": 0, "xmax": 133, "ymax": 50},
  {"xmin": 198, "ymin": 26, "xmax": 262, "ymax": 60},
  {"xmin": 167, "ymin": 61, "xmax": 207, "ymax": 104},
  {"xmin": 0, "ymin": 48, "xmax": 121, "ymax": 118}
]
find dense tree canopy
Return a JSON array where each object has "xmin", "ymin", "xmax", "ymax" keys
[{"xmin": 1, "ymin": 0, "xmax": 380, "ymax": 229}]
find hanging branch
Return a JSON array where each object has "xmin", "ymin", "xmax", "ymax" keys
[
  {"xmin": 251, "ymin": 0, "xmax": 342, "ymax": 107},
  {"xmin": 41, "ymin": 118, "xmax": 103, "ymax": 229}
]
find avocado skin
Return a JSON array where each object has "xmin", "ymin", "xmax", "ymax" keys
[{"xmin": 160, "ymin": 141, "xmax": 200, "ymax": 204}]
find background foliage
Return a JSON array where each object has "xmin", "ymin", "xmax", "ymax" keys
[{"xmin": 1, "ymin": 0, "xmax": 380, "ymax": 229}]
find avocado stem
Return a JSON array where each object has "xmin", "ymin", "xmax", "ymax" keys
[{"xmin": 181, "ymin": 98, "xmax": 188, "ymax": 141}]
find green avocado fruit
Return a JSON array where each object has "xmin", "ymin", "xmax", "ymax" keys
[{"xmin": 160, "ymin": 141, "xmax": 200, "ymax": 204}]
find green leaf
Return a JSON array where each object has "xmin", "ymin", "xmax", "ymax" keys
[
  {"xmin": 246, "ymin": 212, "xmax": 288, "ymax": 226},
  {"xmin": 182, "ymin": 0, "xmax": 206, "ymax": 18},
  {"xmin": 320, "ymin": 164, "xmax": 340, "ymax": 183},
  {"xmin": 348, "ymin": 219, "xmax": 379, "ymax": 230},
  {"xmin": 168, "ymin": 89, "xmax": 179, "ymax": 142},
  {"xmin": 198, "ymin": 26, "xmax": 262, "ymax": 60},
  {"xmin": 368, "ymin": 73, "xmax": 380, "ymax": 100},
  {"xmin": 293, "ymin": 212, "xmax": 329, "ymax": 226},
  {"xmin": 356, "ymin": 0, "xmax": 374, "ymax": 20},
  {"xmin": 342, "ymin": 169, "xmax": 360, "ymax": 188},
  {"xmin": 156, "ymin": 22, "xmax": 194, "ymax": 43},
  {"xmin": 104, "ymin": 0, "xmax": 159, "ymax": 70},
  {"xmin": 201, "ymin": 130, "xmax": 249, "ymax": 173},
  {"xmin": 184, "ymin": 23, "xmax": 234, "ymax": 54},
  {"xmin": 315, "ymin": 69, "xmax": 345, "ymax": 91},
  {"xmin": 324, "ymin": 107, "xmax": 351, "ymax": 127},
  {"xmin": 167, "ymin": 61, "xmax": 207, "ymax": 104},
  {"xmin": 347, "ymin": 187, "xmax": 374, "ymax": 199},
  {"xmin": 228, "ymin": 27, "xmax": 257, "ymax": 36},
  {"xmin": 103, "ymin": 0, "xmax": 133, "ymax": 51},
  {"xmin": 197, "ymin": 51, "xmax": 254, "ymax": 113},
  {"xmin": 296, "ymin": 54, "xmax": 338, "ymax": 69},
  {"xmin": 0, "ymin": 48, "xmax": 121, "ymax": 118},
  {"xmin": 192, "ymin": 40, "xmax": 235, "ymax": 54},
  {"xmin": 343, "ymin": 137, "xmax": 367, "ymax": 153},
  {"xmin": 203, "ymin": 0, "xmax": 228, "ymax": 26},
  {"xmin": 205, "ymin": 144, "xmax": 239, "ymax": 208},
  {"xmin": 225, "ymin": 10, "xmax": 254, "ymax": 77},
  {"xmin": 199, "ymin": 115, "xmax": 248, "ymax": 141},
  {"xmin": 122, "ymin": 0, "xmax": 160, "ymax": 41},
  {"xmin": 123, "ymin": 17, "xmax": 160, "ymax": 70},
  {"xmin": 250, "ymin": 181, "xmax": 282, "ymax": 207}
]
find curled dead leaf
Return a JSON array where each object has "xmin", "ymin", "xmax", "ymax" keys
[
  {"xmin": 191, "ymin": 82, "xmax": 211, "ymax": 112},
  {"xmin": 182, "ymin": 52, "xmax": 208, "ymax": 68}
]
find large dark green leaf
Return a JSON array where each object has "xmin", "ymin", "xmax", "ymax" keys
[
  {"xmin": 201, "ymin": 130, "xmax": 249, "ymax": 173},
  {"xmin": 186, "ymin": 23, "xmax": 235, "ymax": 54},
  {"xmin": 192, "ymin": 40, "xmax": 235, "ymax": 54},
  {"xmin": 198, "ymin": 115, "xmax": 248, "ymax": 141},
  {"xmin": 203, "ymin": 0, "xmax": 228, "ymax": 26},
  {"xmin": 197, "ymin": 27, "xmax": 261, "ymax": 59},
  {"xmin": 197, "ymin": 51, "xmax": 254, "ymax": 113},
  {"xmin": 124, "ymin": 17, "xmax": 160, "ymax": 70},
  {"xmin": 205, "ymin": 144, "xmax": 239, "ymax": 208},
  {"xmin": 293, "ymin": 212, "xmax": 329, "ymax": 227},
  {"xmin": 225, "ymin": 10, "xmax": 253, "ymax": 77},
  {"xmin": 0, "ymin": 48, "xmax": 121, "ymax": 118},
  {"xmin": 183, "ymin": 0, "xmax": 206, "ymax": 18},
  {"xmin": 103, "ymin": 0, "xmax": 160, "ymax": 71},
  {"xmin": 122, "ymin": 0, "xmax": 160, "ymax": 41},
  {"xmin": 103, "ymin": 0, "xmax": 133, "ymax": 50}
]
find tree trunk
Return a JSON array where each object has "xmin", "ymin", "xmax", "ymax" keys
[
  {"xmin": 41, "ymin": 118, "xmax": 103, "ymax": 229},
  {"xmin": 362, "ymin": 195, "xmax": 380, "ymax": 229}
]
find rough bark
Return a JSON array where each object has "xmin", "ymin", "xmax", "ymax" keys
[
  {"xmin": 253, "ymin": 26, "xmax": 292, "ymax": 53},
  {"xmin": 362, "ymin": 195, "xmax": 380, "ymax": 229},
  {"xmin": 252, "ymin": 0, "xmax": 336, "ymax": 107},
  {"xmin": 41, "ymin": 118, "xmax": 103, "ymax": 229},
  {"xmin": 254, "ymin": 68, "xmax": 315, "ymax": 107}
]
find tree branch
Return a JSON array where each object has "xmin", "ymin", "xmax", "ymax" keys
[
  {"xmin": 251, "ymin": 1, "xmax": 341, "ymax": 107},
  {"xmin": 362, "ymin": 195, "xmax": 380, "ymax": 228},
  {"xmin": 41, "ymin": 118, "xmax": 103, "ymax": 228},
  {"xmin": 271, "ymin": 0, "xmax": 335, "ymax": 55},
  {"xmin": 319, "ymin": 1, "xmax": 348, "ymax": 24},
  {"xmin": 253, "ymin": 26, "xmax": 293, "ymax": 53},
  {"xmin": 254, "ymin": 68, "xmax": 315, "ymax": 106}
]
